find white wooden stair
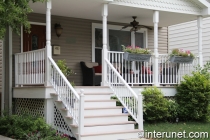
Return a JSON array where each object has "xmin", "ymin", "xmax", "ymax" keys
[{"xmin": 51, "ymin": 86, "xmax": 142, "ymax": 140}]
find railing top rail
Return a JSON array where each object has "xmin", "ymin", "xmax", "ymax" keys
[
  {"xmin": 15, "ymin": 48, "xmax": 46, "ymax": 55},
  {"xmin": 48, "ymin": 56, "xmax": 80, "ymax": 100},
  {"xmin": 105, "ymin": 58, "xmax": 138, "ymax": 99},
  {"xmin": 107, "ymin": 51, "xmax": 124, "ymax": 54}
]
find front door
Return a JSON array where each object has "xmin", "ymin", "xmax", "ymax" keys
[{"xmin": 23, "ymin": 24, "xmax": 46, "ymax": 52}]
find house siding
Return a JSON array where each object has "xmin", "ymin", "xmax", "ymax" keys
[
  {"xmin": 168, "ymin": 17, "xmax": 210, "ymax": 63},
  {"xmin": 12, "ymin": 13, "xmax": 168, "ymax": 86}
]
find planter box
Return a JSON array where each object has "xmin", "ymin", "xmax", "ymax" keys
[
  {"xmin": 169, "ymin": 56, "xmax": 194, "ymax": 64},
  {"xmin": 123, "ymin": 52, "xmax": 151, "ymax": 62}
]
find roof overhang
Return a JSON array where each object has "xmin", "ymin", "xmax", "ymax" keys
[{"xmin": 29, "ymin": 0, "xmax": 210, "ymax": 27}]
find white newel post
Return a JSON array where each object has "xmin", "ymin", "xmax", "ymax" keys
[
  {"xmin": 138, "ymin": 93, "xmax": 144, "ymax": 131},
  {"xmin": 153, "ymin": 11, "xmax": 159, "ymax": 86},
  {"xmin": 101, "ymin": 3, "xmax": 108, "ymax": 86},
  {"xmin": 79, "ymin": 89, "xmax": 85, "ymax": 140},
  {"xmin": 45, "ymin": 0, "xmax": 52, "ymax": 87},
  {"xmin": 197, "ymin": 16, "xmax": 203, "ymax": 67}
]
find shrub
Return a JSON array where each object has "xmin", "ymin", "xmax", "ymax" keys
[
  {"xmin": 175, "ymin": 69, "xmax": 210, "ymax": 122},
  {"xmin": 142, "ymin": 87, "xmax": 168, "ymax": 122},
  {"xmin": 167, "ymin": 99, "xmax": 179, "ymax": 122},
  {"xmin": 0, "ymin": 114, "xmax": 69, "ymax": 140}
]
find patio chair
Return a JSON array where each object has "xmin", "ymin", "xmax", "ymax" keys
[{"xmin": 80, "ymin": 61, "xmax": 101, "ymax": 86}]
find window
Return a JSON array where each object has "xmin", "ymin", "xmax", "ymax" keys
[{"xmin": 92, "ymin": 23, "xmax": 148, "ymax": 64}]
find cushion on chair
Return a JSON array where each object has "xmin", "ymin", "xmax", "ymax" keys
[{"xmin": 93, "ymin": 65, "xmax": 102, "ymax": 73}]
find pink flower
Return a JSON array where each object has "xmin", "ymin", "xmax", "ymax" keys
[
  {"xmin": 135, "ymin": 46, "xmax": 140, "ymax": 48},
  {"xmin": 186, "ymin": 50, "xmax": 191, "ymax": 54}
]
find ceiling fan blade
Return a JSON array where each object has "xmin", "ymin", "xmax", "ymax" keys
[
  {"xmin": 121, "ymin": 24, "xmax": 131, "ymax": 30},
  {"xmin": 137, "ymin": 25, "xmax": 153, "ymax": 30}
]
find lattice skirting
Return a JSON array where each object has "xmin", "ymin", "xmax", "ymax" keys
[
  {"xmin": 54, "ymin": 104, "xmax": 73, "ymax": 137},
  {"xmin": 14, "ymin": 98, "xmax": 45, "ymax": 117}
]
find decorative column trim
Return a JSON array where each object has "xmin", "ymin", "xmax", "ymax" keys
[
  {"xmin": 45, "ymin": 0, "xmax": 52, "ymax": 86},
  {"xmin": 153, "ymin": 10, "xmax": 159, "ymax": 86},
  {"xmin": 197, "ymin": 16, "xmax": 203, "ymax": 67},
  {"xmin": 101, "ymin": 3, "xmax": 108, "ymax": 86}
]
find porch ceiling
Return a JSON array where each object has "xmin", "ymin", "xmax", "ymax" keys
[{"xmin": 30, "ymin": 0, "xmax": 200, "ymax": 27}]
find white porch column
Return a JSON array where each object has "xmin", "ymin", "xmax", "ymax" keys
[
  {"xmin": 153, "ymin": 11, "xmax": 159, "ymax": 86},
  {"xmin": 101, "ymin": 3, "xmax": 108, "ymax": 86},
  {"xmin": 197, "ymin": 16, "xmax": 203, "ymax": 67},
  {"xmin": 45, "ymin": 1, "xmax": 52, "ymax": 86}
]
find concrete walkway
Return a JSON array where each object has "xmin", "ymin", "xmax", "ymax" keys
[{"xmin": 0, "ymin": 135, "xmax": 14, "ymax": 140}]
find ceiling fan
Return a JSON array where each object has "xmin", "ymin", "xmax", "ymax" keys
[{"xmin": 121, "ymin": 16, "xmax": 152, "ymax": 31}]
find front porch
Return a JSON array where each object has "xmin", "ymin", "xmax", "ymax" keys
[{"xmin": 3, "ymin": 0, "xmax": 210, "ymax": 140}]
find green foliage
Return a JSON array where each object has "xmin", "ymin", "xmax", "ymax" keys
[
  {"xmin": 170, "ymin": 48, "xmax": 194, "ymax": 58},
  {"xmin": 142, "ymin": 87, "xmax": 169, "ymax": 122},
  {"xmin": 175, "ymin": 69, "xmax": 210, "ymax": 122},
  {"xmin": 167, "ymin": 99, "xmax": 179, "ymax": 122},
  {"xmin": 56, "ymin": 59, "xmax": 74, "ymax": 77},
  {"xmin": 0, "ymin": 114, "xmax": 68, "ymax": 140},
  {"xmin": 0, "ymin": 0, "xmax": 48, "ymax": 39}
]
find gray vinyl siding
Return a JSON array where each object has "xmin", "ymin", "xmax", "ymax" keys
[
  {"xmin": 12, "ymin": 13, "xmax": 168, "ymax": 86},
  {"xmin": 169, "ymin": 17, "xmax": 210, "ymax": 63},
  {"xmin": 148, "ymin": 27, "xmax": 168, "ymax": 54}
]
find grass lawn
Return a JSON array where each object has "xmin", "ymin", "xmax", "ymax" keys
[{"xmin": 144, "ymin": 122, "xmax": 210, "ymax": 140}]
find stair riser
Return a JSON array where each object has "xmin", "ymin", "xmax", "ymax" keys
[
  {"xmin": 80, "ymin": 132, "xmax": 139, "ymax": 140},
  {"xmin": 84, "ymin": 108, "xmax": 122, "ymax": 116},
  {"xmin": 84, "ymin": 102, "xmax": 116, "ymax": 108},
  {"xmin": 84, "ymin": 124, "xmax": 134, "ymax": 133},
  {"xmin": 75, "ymin": 88, "xmax": 112, "ymax": 94},
  {"xmin": 84, "ymin": 95, "xmax": 111, "ymax": 100},
  {"xmin": 84, "ymin": 116, "xmax": 128, "ymax": 124}
]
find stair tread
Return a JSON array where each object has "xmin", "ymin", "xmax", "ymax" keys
[
  {"xmin": 78, "ymin": 93, "xmax": 112, "ymax": 95},
  {"xmin": 85, "ymin": 114, "xmax": 129, "ymax": 118},
  {"xmin": 77, "ymin": 129, "xmax": 142, "ymax": 136},
  {"xmin": 85, "ymin": 106, "xmax": 123, "ymax": 110},
  {"xmin": 84, "ymin": 121, "xmax": 136, "ymax": 127},
  {"xmin": 85, "ymin": 100, "xmax": 116, "ymax": 102}
]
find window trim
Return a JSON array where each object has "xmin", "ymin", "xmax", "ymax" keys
[{"xmin": 92, "ymin": 23, "xmax": 148, "ymax": 62}]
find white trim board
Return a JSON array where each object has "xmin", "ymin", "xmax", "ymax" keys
[
  {"xmin": 91, "ymin": 23, "xmax": 148, "ymax": 62},
  {"xmin": 21, "ymin": 22, "xmax": 46, "ymax": 53}
]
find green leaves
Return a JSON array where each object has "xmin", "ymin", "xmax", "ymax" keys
[
  {"xmin": 0, "ymin": 0, "xmax": 47, "ymax": 39},
  {"xmin": 175, "ymin": 63, "xmax": 210, "ymax": 122}
]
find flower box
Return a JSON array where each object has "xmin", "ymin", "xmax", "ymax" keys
[
  {"xmin": 169, "ymin": 56, "xmax": 194, "ymax": 64},
  {"xmin": 123, "ymin": 52, "xmax": 151, "ymax": 62}
]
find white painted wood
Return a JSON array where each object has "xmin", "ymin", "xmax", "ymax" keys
[
  {"xmin": 197, "ymin": 16, "xmax": 203, "ymax": 67},
  {"xmin": 84, "ymin": 115, "xmax": 128, "ymax": 124},
  {"xmin": 84, "ymin": 107, "xmax": 123, "ymax": 116},
  {"xmin": 138, "ymin": 93, "xmax": 143, "ymax": 131},
  {"xmin": 80, "ymin": 131, "xmax": 139, "ymax": 140},
  {"xmin": 45, "ymin": 0, "xmax": 52, "ymax": 86},
  {"xmin": 84, "ymin": 100, "xmax": 116, "ymax": 108},
  {"xmin": 102, "ymin": 3, "xmax": 108, "ymax": 86},
  {"xmin": 153, "ymin": 10, "xmax": 159, "ymax": 86},
  {"xmin": 83, "ymin": 94, "xmax": 111, "ymax": 100},
  {"xmin": 79, "ymin": 90, "xmax": 85, "ymax": 139},
  {"xmin": 83, "ymin": 123, "xmax": 134, "ymax": 133},
  {"xmin": 15, "ymin": 49, "xmax": 45, "ymax": 85},
  {"xmin": 44, "ymin": 98, "xmax": 54, "ymax": 125}
]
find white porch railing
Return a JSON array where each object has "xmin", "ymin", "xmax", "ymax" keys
[
  {"xmin": 105, "ymin": 58, "xmax": 143, "ymax": 130},
  {"xmin": 48, "ymin": 57, "xmax": 81, "ymax": 125},
  {"xmin": 159, "ymin": 54, "xmax": 198, "ymax": 84},
  {"xmin": 108, "ymin": 51, "xmax": 153, "ymax": 86},
  {"xmin": 15, "ymin": 48, "xmax": 45, "ymax": 86},
  {"xmin": 108, "ymin": 51, "xmax": 198, "ymax": 86}
]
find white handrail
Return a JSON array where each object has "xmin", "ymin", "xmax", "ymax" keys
[
  {"xmin": 15, "ymin": 48, "xmax": 46, "ymax": 55},
  {"xmin": 105, "ymin": 58, "xmax": 143, "ymax": 129},
  {"xmin": 48, "ymin": 57, "xmax": 80, "ymax": 124}
]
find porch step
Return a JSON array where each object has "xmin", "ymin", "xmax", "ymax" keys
[
  {"xmin": 78, "ymin": 129, "xmax": 142, "ymax": 140},
  {"xmin": 51, "ymin": 86, "xmax": 139, "ymax": 140}
]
